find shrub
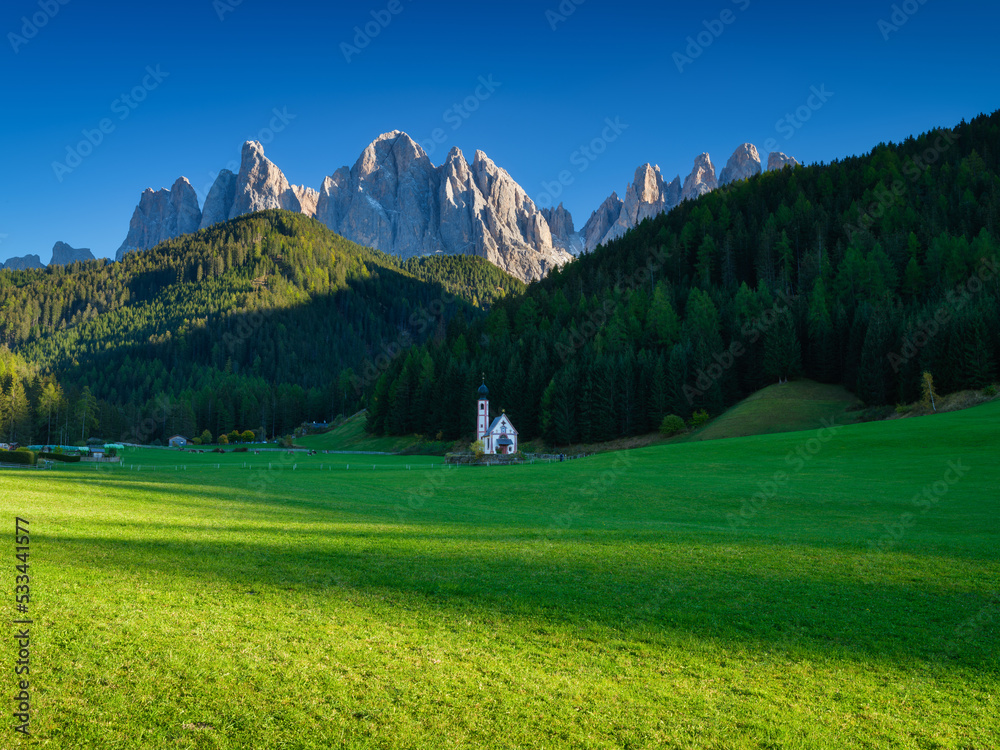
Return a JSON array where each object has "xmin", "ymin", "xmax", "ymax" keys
[
  {"xmin": 200, "ymin": 429, "xmax": 213, "ymax": 445},
  {"xmin": 659, "ymin": 415, "xmax": 686, "ymax": 437},
  {"xmin": 218, "ymin": 434, "xmax": 229, "ymax": 445},
  {"xmin": 213, "ymin": 448, "xmax": 226, "ymax": 454},
  {"xmin": 985, "ymin": 384, "xmax": 998, "ymax": 397},
  {"xmin": 234, "ymin": 446, "xmax": 249, "ymax": 453},
  {"xmin": 0, "ymin": 450, "xmax": 36, "ymax": 466},
  {"xmin": 469, "ymin": 439, "xmax": 485, "ymax": 462},
  {"xmin": 240, "ymin": 430, "xmax": 255, "ymax": 444},
  {"xmin": 689, "ymin": 410, "xmax": 711, "ymax": 429},
  {"xmin": 921, "ymin": 371, "xmax": 938, "ymax": 412},
  {"xmin": 895, "ymin": 404, "xmax": 912, "ymax": 415}
]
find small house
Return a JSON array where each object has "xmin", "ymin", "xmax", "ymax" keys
[{"xmin": 168, "ymin": 435, "xmax": 189, "ymax": 448}]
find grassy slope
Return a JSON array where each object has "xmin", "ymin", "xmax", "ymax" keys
[
  {"xmin": 293, "ymin": 413, "xmax": 428, "ymax": 453},
  {"xmin": 690, "ymin": 379, "xmax": 861, "ymax": 442},
  {"xmin": 1, "ymin": 402, "xmax": 997, "ymax": 748}
]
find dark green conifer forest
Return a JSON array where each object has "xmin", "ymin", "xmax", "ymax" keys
[{"xmin": 369, "ymin": 112, "xmax": 1000, "ymax": 444}]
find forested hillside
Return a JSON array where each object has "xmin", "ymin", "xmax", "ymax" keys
[
  {"xmin": 369, "ymin": 111, "xmax": 1000, "ymax": 445},
  {"xmin": 0, "ymin": 212, "xmax": 519, "ymax": 445}
]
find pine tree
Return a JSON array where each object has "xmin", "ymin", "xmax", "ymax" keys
[
  {"xmin": 647, "ymin": 283, "xmax": 679, "ymax": 347},
  {"xmin": 76, "ymin": 386, "xmax": 99, "ymax": 441},
  {"xmin": 857, "ymin": 308, "xmax": 894, "ymax": 405},
  {"xmin": 38, "ymin": 382, "xmax": 63, "ymax": 445},
  {"xmin": 9, "ymin": 377, "xmax": 32, "ymax": 444},
  {"xmin": 806, "ymin": 279, "xmax": 835, "ymax": 382}
]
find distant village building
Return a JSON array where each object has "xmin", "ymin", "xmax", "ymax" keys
[
  {"xmin": 168, "ymin": 435, "xmax": 189, "ymax": 448},
  {"xmin": 476, "ymin": 380, "xmax": 519, "ymax": 455}
]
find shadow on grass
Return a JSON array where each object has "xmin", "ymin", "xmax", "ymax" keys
[{"xmin": 45, "ymin": 523, "xmax": 1000, "ymax": 675}]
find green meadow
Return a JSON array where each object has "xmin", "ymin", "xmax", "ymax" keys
[
  {"xmin": 688, "ymin": 380, "xmax": 860, "ymax": 442},
  {"xmin": 0, "ymin": 403, "xmax": 998, "ymax": 749}
]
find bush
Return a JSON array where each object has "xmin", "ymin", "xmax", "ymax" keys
[
  {"xmin": 200, "ymin": 429, "xmax": 213, "ymax": 445},
  {"xmin": 689, "ymin": 410, "xmax": 711, "ymax": 429},
  {"xmin": 38, "ymin": 452, "xmax": 81, "ymax": 463},
  {"xmin": 218, "ymin": 434, "xmax": 229, "ymax": 445},
  {"xmin": 985, "ymin": 384, "xmax": 998, "ymax": 397},
  {"xmin": 469, "ymin": 439, "xmax": 485, "ymax": 462},
  {"xmin": 895, "ymin": 404, "xmax": 912, "ymax": 415},
  {"xmin": 233, "ymin": 446, "xmax": 249, "ymax": 453},
  {"xmin": 241, "ymin": 430, "xmax": 255, "ymax": 444},
  {"xmin": 0, "ymin": 450, "xmax": 36, "ymax": 466},
  {"xmin": 213, "ymin": 448, "xmax": 226, "ymax": 454},
  {"xmin": 659, "ymin": 415, "xmax": 687, "ymax": 437}
]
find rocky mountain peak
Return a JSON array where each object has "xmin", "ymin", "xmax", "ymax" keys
[
  {"xmin": 1, "ymin": 254, "xmax": 44, "ymax": 271},
  {"xmin": 199, "ymin": 169, "xmax": 237, "ymax": 229},
  {"xmin": 230, "ymin": 140, "xmax": 299, "ymax": 219},
  {"xmin": 681, "ymin": 153, "xmax": 718, "ymax": 202},
  {"xmin": 581, "ymin": 164, "xmax": 684, "ymax": 252},
  {"xmin": 50, "ymin": 241, "xmax": 95, "ymax": 266},
  {"xmin": 116, "ymin": 177, "xmax": 202, "ymax": 261},
  {"xmin": 581, "ymin": 192, "xmax": 625, "ymax": 253},
  {"xmin": 719, "ymin": 144, "xmax": 762, "ymax": 186},
  {"xmin": 767, "ymin": 152, "xmax": 800, "ymax": 171}
]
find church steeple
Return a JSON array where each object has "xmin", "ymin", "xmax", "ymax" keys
[{"xmin": 476, "ymin": 376, "xmax": 490, "ymax": 441}]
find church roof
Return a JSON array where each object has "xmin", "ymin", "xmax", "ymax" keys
[
  {"xmin": 486, "ymin": 415, "xmax": 518, "ymax": 435},
  {"xmin": 477, "ymin": 381, "xmax": 489, "ymax": 397}
]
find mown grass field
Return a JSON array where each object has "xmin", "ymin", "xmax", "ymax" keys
[{"xmin": 0, "ymin": 402, "xmax": 998, "ymax": 748}]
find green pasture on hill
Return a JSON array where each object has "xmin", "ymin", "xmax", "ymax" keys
[
  {"xmin": 293, "ymin": 413, "xmax": 452, "ymax": 455},
  {"xmin": 688, "ymin": 379, "xmax": 861, "ymax": 442},
  {"xmin": 0, "ymin": 401, "xmax": 997, "ymax": 748}
]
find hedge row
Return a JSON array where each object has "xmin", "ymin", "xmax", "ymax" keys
[
  {"xmin": 0, "ymin": 450, "xmax": 36, "ymax": 466},
  {"xmin": 38, "ymin": 452, "xmax": 81, "ymax": 463}
]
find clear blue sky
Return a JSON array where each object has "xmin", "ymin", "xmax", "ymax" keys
[{"xmin": 2, "ymin": 0, "xmax": 999, "ymax": 262}]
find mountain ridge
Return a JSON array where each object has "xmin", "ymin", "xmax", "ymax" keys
[{"xmin": 106, "ymin": 134, "xmax": 799, "ymax": 279}]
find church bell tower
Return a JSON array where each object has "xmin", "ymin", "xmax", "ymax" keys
[{"xmin": 476, "ymin": 378, "xmax": 490, "ymax": 441}]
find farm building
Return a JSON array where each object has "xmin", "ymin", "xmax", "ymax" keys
[{"xmin": 168, "ymin": 435, "xmax": 189, "ymax": 448}]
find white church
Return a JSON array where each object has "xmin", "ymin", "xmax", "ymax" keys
[{"xmin": 476, "ymin": 380, "xmax": 519, "ymax": 455}]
